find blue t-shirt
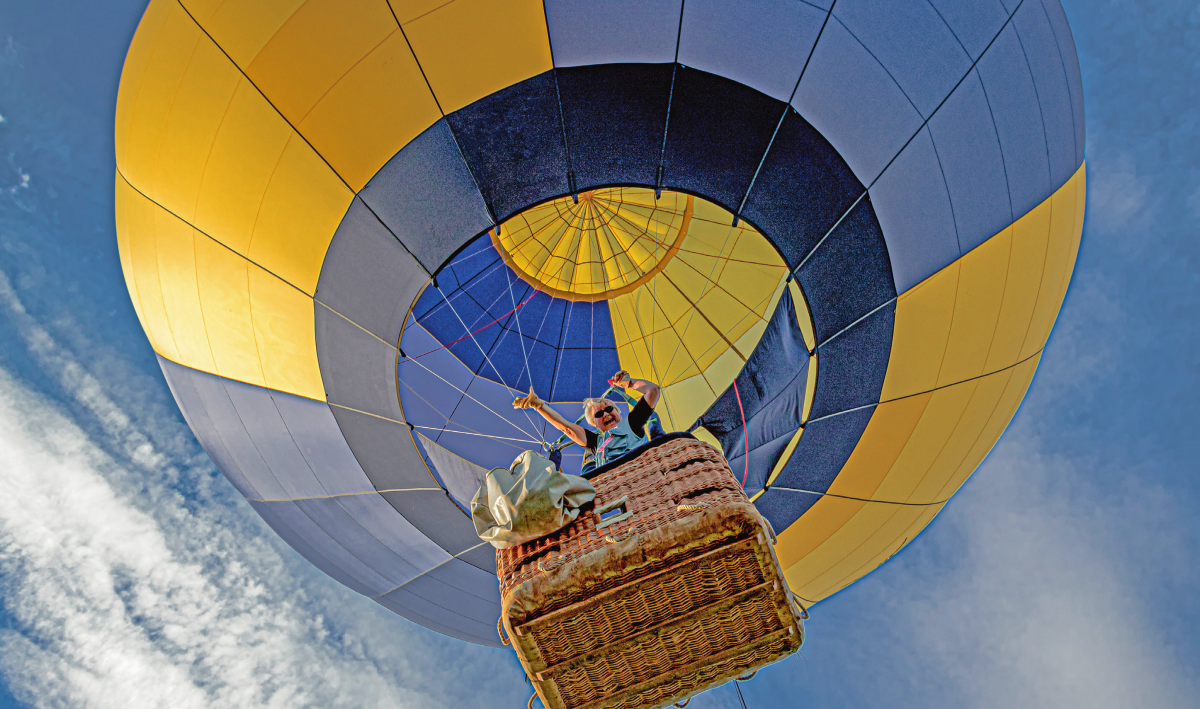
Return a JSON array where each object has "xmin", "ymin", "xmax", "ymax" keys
[{"xmin": 581, "ymin": 399, "xmax": 653, "ymax": 475}]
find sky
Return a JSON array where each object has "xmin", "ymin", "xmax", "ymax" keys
[{"xmin": 0, "ymin": 1, "xmax": 1197, "ymax": 707}]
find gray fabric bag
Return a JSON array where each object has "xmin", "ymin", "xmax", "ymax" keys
[{"xmin": 472, "ymin": 450, "xmax": 596, "ymax": 549}]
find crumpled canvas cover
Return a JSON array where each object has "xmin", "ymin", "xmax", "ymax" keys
[{"xmin": 472, "ymin": 451, "xmax": 596, "ymax": 549}]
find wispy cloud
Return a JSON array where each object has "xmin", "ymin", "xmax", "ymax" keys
[
  {"xmin": 889, "ymin": 418, "xmax": 1196, "ymax": 709},
  {"xmin": 1084, "ymin": 154, "xmax": 1155, "ymax": 244},
  {"xmin": 730, "ymin": 260, "xmax": 1196, "ymax": 709},
  {"xmin": 1187, "ymin": 183, "xmax": 1200, "ymax": 222},
  {"xmin": 730, "ymin": 409, "xmax": 1199, "ymax": 709},
  {"xmin": 0, "ymin": 271, "xmax": 523, "ymax": 708}
]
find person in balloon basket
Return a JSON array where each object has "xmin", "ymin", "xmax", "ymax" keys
[{"xmin": 514, "ymin": 370, "xmax": 661, "ymax": 476}]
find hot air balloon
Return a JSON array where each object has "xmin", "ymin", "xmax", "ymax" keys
[{"xmin": 114, "ymin": 0, "xmax": 1085, "ymax": 651}]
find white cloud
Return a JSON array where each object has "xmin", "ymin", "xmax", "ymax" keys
[
  {"xmin": 0, "ymin": 271, "xmax": 524, "ymax": 708},
  {"xmin": 1084, "ymin": 154, "xmax": 1154, "ymax": 242},
  {"xmin": 1188, "ymin": 183, "xmax": 1200, "ymax": 221},
  {"xmin": 853, "ymin": 415, "xmax": 1197, "ymax": 709}
]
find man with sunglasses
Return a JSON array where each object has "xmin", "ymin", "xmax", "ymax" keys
[{"xmin": 514, "ymin": 370, "xmax": 662, "ymax": 476}]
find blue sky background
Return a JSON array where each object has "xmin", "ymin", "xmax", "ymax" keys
[{"xmin": 0, "ymin": 1, "xmax": 1196, "ymax": 707}]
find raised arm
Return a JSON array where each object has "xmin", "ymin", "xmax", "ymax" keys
[
  {"xmin": 514, "ymin": 388, "xmax": 588, "ymax": 448},
  {"xmin": 610, "ymin": 370, "xmax": 660, "ymax": 408}
]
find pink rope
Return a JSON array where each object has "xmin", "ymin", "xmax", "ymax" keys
[
  {"xmin": 404, "ymin": 292, "xmax": 536, "ymax": 362},
  {"xmin": 732, "ymin": 380, "xmax": 749, "ymax": 488}
]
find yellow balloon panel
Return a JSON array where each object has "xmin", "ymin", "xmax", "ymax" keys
[
  {"xmin": 787, "ymin": 281, "xmax": 816, "ymax": 353},
  {"xmin": 114, "ymin": 0, "xmax": 171, "ymax": 175},
  {"xmin": 776, "ymin": 495, "xmax": 868, "ymax": 573},
  {"xmin": 208, "ymin": 0, "xmax": 444, "ymax": 190},
  {"xmin": 402, "ymin": 0, "xmax": 553, "ymax": 114},
  {"xmin": 297, "ymin": 30, "xmax": 442, "ymax": 191},
  {"xmin": 178, "ymin": 0, "xmax": 432, "ymax": 192},
  {"xmin": 389, "ymin": 0, "xmax": 461, "ymax": 25},
  {"xmin": 245, "ymin": 134, "xmax": 354, "ymax": 293},
  {"xmin": 878, "ymin": 381, "xmax": 984, "ymax": 501},
  {"xmin": 803, "ymin": 353, "xmax": 817, "ymax": 422},
  {"xmin": 248, "ymin": 268, "xmax": 325, "ymax": 398},
  {"xmin": 146, "ymin": 27, "xmax": 242, "ymax": 223},
  {"xmin": 814, "ymin": 504, "xmax": 942, "ymax": 599},
  {"xmin": 180, "ymin": 0, "xmax": 306, "ymax": 67},
  {"xmin": 664, "ymin": 314, "xmax": 777, "ymax": 420},
  {"xmin": 782, "ymin": 498, "xmax": 944, "ymax": 602},
  {"xmin": 611, "ymin": 267, "xmax": 778, "ymax": 387},
  {"xmin": 600, "ymin": 192, "xmax": 798, "ymax": 438},
  {"xmin": 191, "ymin": 80, "xmax": 293, "ymax": 254},
  {"xmin": 879, "ymin": 261, "xmax": 958, "ymax": 402},
  {"xmin": 193, "ymin": 233, "xmax": 267, "ymax": 387},
  {"xmin": 116, "ymin": 176, "xmax": 180, "ymax": 364},
  {"xmin": 657, "ymin": 374, "xmax": 716, "ymax": 434},
  {"xmin": 244, "ymin": 0, "xmax": 397, "ymax": 121},
  {"xmin": 1020, "ymin": 169, "xmax": 1086, "ymax": 360},
  {"xmin": 153, "ymin": 206, "xmax": 220, "ymax": 373},
  {"xmin": 929, "ymin": 353, "xmax": 1041, "ymax": 502},
  {"xmin": 655, "ymin": 312, "xmax": 775, "ymax": 431},
  {"xmin": 869, "ymin": 372, "xmax": 1008, "ymax": 504},
  {"xmin": 115, "ymin": 1, "xmax": 206, "ymax": 194},
  {"xmin": 983, "ymin": 201, "xmax": 1052, "ymax": 371},
  {"xmin": 611, "ymin": 202, "xmax": 789, "ymax": 390},
  {"xmin": 192, "ymin": 92, "xmax": 353, "ymax": 294},
  {"xmin": 116, "ymin": 1, "xmax": 354, "ymax": 296},
  {"xmin": 117, "ymin": 176, "xmax": 324, "ymax": 401},
  {"xmin": 777, "ymin": 353, "xmax": 1042, "ymax": 603},
  {"xmin": 936, "ymin": 230, "xmax": 1010, "ymax": 387},
  {"xmin": 773, "ymin": 169, "xmax": 1084, "ymax": 603},
  {"xmin": 823, "ymin": 392, "xmax": 933, "ymax": 501},
  {"xmin": 114, "ymin": 176, "xmax": 149, "ymax": 343},
  {"xmin": 881, "ymin": 165, "xmax": 1084, "ymax": 402},
  {"xmin": 497, "ymin": 190, "xmax": 692, "ymax": 300}
]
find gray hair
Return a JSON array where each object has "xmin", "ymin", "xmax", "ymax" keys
[{"xmin": 582, "ymin": 398, "xmax": 617, "ymax": 426}]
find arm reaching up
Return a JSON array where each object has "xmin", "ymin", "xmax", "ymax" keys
[
  {"xmin": 514, "ymin": 388, "xmax": 589, "ymax": 448},
  {"xmin": 609, "ymin": 370, "xmax": 661, "ymax": 408}
]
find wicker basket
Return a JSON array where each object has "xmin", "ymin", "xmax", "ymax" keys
[{"xmin": 497, "ymin": 434, "xmax": 804, "ymax": 709}]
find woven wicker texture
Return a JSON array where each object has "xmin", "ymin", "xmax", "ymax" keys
[
  {"xmin": 550, "ymin": 592, "xmax": 787, "ymax": 705},
  {"xmin": 497, "ymin": 438, "xmax": 804, "ymax": 709},
  {"xmin": 526, "ymin": 541, "xmax": 766, "ymax": 667},
  {"xmin": 498, "ymin": 437, "xmax": 740, "ymax": 597},
  {"xmin": 596, "ymin": 632, "xmax": 797, "ymax": 709}
]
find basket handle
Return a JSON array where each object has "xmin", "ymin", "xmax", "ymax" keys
[
  {"xmin": 497, "ymin": 617, "xmax": 510, "ymax": 646},
  {"xmin": 762, "ymin": 517, "xmax": 778, "ymax": 545},
  {"xmin": 736, "ymin": 669, "xmax": 758, "ymax": 682},
  {"xmin": 791, "ymin": 592, "xmax": 810, "ymax": 620},
  {"xmin": 673, "ymin": 699, "xmax": 691, "ymax": 707},
  {"xmin": 536, "ymin": 554, "xmax": 564, "ymax": 574},
  {"xmin": 528, "ymin": 690, "xmax": 544, "ymax": 709}
]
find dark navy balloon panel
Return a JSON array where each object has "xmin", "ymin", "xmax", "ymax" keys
[
  {"xmin": 661, "ymin": 67, "xmax": 785, "ymax": 213},
  {"xmin": 446, "ymin": 71, "xmax": 570, "ymax": 222},
  {"xmin": 557, "ymin": 63, "xmax": 674, "ymax": 190},
  {"xmin": 694, "ymin": 287, "xmax": 811, "ymax": 493}
]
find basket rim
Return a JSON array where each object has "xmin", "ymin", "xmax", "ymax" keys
[{"xmin": 582, "ymin": 432, "xmax": 698, "ymax": 480}]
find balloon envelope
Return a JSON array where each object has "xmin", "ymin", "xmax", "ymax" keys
[{"xmin": 114, "ymin": 0, "xmax": 1084, "ymax": 645}]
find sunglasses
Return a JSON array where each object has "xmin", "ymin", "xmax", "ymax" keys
[{"xmin": 592, "ymin": 405, "xmax": 616, "ymax": 418}]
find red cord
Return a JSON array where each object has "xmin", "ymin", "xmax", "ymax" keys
[
  {"xmin": 732, "ymin": 379, "xmax": 749, "ymax": 488},
  {"xmin": 403, "ymin": 293, "xmax": 536, "ymax": 362}
]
